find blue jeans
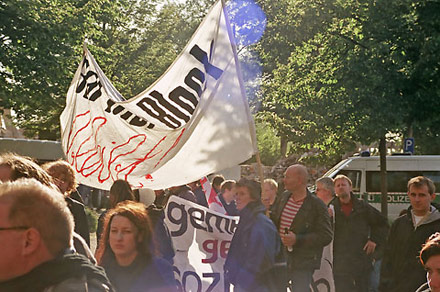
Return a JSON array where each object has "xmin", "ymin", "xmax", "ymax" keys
[{"xmin": 369, "ymin": 259, "xmax": 381, "ymax": 292}]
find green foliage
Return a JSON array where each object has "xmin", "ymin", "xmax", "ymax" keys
[
  {"xmin": 3, "ymin": 0, "xmax": 440, "ymax": 162},
  {"xmin": 255, "ymin": 117, "xmax": 281, "ymax": 165},
  {"xmin": 0, "ymin": 0, "xmax": 213, "ymax": 139},
  {"xmin": 256, "ymin": 0, "xmax": 440, "ymax": 162},
  {"xmin": 85, "ymin": 206, "xmax": 98, "ymax": 233}
]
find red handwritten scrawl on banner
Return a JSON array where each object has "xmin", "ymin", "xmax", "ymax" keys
[{"xmin": 66, "ymin": 110, "xmax": 185, "ymax": 187}]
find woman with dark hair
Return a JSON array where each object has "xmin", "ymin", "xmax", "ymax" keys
[
  {"xmin": 224, "ymin": 178, "xmax": 281, "ymax": 291},
  {"xmin": 96, "ymin": 180, "xmax": 136, "ymax": 244},
  {"xmin": 96, "ymin": 201, "xmax": 176, "ymax": 292}
]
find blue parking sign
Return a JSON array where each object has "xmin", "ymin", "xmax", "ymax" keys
[{"xmin": 404, "ymin": 138, "xmax": 414, "ymax": 154}]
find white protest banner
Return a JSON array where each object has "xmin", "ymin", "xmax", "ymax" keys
[
  {"xmin": 312, "ymin": 242, "xmax": 335, "ymax": 292},
  {"xmin": 61, "ymin": 0, "xmax": 257, "ymax": 190},
  {"xmin": 165, "ymin": 196, "xmax": 239, "ymax": 292},
  {"xmin": 311, "ymin": 205, "xmax": 335, "ymax": 292}
]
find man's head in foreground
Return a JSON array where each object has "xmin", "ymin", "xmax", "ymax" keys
[
  {"xmin": 0, "ymin": 179, "xmax": 74, "ymax": 282},
  {"xmin": 420, "ymin": 233, "xmax": 440, "ymax": 292}
]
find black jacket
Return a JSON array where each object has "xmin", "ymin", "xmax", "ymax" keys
[
  {"xmin": 331, "ymin": 194, "xmax": 388, "ymax": 277},
  {"xmin": 66, "ymin": 196, "xmax": 90, "ymax": 246},
  {"xmin": 379, "ymin": 205, "xmax": 440, "ymax": 292},
  {"xmin": 271, "ymin": 190, "xmax": 333, "ymax": 270},
  {"xmin": 0, "ymin": 253, "xmax": 113, "ymax": 292}
]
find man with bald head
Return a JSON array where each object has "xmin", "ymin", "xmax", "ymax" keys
[{"xmin": 271, "ymin": 164, "xmax": 333, "ymax": 291}]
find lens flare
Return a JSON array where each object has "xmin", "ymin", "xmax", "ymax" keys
[{"xmin": 226, "ymin": 0, "xmax": 267, "ymax": 47}]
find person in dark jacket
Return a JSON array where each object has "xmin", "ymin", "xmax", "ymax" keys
[
  {"xmin": 331, "ymin": 174, "xmax": 388, "ymax": 292},
  {"xmin": 96, "ymin": 201, "xmax": 176, "ymax": 292},
  {"xmin": 380, "ymin": 176, "xmax": 440, "ymax": 292},
  {"xmin": 224, "ymin": 178, "xmax": 281, "ymax": 292},
  {"xmin": 416, "ymin": 232, "xmax": 440, "ymax": 292},
  {"xmin": 169, "ymin": 184, "xmax": 197, "ymax": 203},
  {"xmin": 43, "ymin": 159, "xmax": 91, "ymax": 246},
  {"xmin": 216, "ymin": 180, "xmax": 239, "ymax": 216},
  {"xmin": 189, "ymin": 180, "xmax": 209, "ymax": 207},
  {"xmin": 271, "ymin": 164, "xmax": 333, "ymax": 291},
  {"xmin": 0, "ymin": 179, "xmax": 113, "ymax": 292}
]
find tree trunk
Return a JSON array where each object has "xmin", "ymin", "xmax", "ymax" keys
[
  {"xmin": 379, "ymin": 136, "xmax": 388, "ymax": 217},
  {"xmin": 280, "ymin": 135, "xmax": 288, "ymax": 158}
]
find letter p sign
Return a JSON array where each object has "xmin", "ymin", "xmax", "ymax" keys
[{"xmin": 404, "ymin": 138, "xmax": 414, "ymax": 154}]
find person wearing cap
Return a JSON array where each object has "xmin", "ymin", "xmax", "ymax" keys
[
  {"xmin": 271, "ymin": 164, "xmax": 333, "ymax": 291},
  {"xmin": 224, "ymin": 178, "xmax": 281, "ymax": 291}
]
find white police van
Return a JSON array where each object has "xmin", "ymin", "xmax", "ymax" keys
[{"xmin": 323, "ymin": 154, "xmax": 440, "ymax": 219}]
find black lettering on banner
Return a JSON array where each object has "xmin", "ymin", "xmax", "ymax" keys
[
  {"xmin": 167, "ymin": 201, "xmax": 187, "ymax": 236},
  {"xmin": 105, "ymin": 99, "xmax": 153, "ymax": 128},
  {"xmin": 189, "ymin": 44, "xmax": 223, "ymax": 80},
  {"xmin": 228, "ymin": 218, "xmax": 239, "ymax": 234},
  {"xmin": 169, "ymin": 86, "xmax": 198, "ymax": 115},
  {"xmin": 188, "ymin": 207, "xmax": 207, "ymax": 231},
  {"xmin": 120, "ymin": 111, "xmax": 132, "ymax": 120},
  {"xmin": 173, "ymin": 266, "xmax": 222, "ymax": 292},
  {"xmin": 173, "ymin": 267, "xmax": 183, "ymax": 292},
  {"xmin": 130, "ymin": 116, "xmax": 152, "ymax": 128},
  {"xmin": 150, "ymin": 90, "xmax": 190, "ymax": 123},
  {"xmin": 202, "ymin": 273, "xmax": 220, "ymax": 292},
  {"xmin": 184, "ymin": 68, "xmax": 205, "ymax": 98},
  {"xmin": 112, "ymin": 105, "xmax": 125, "ymax": 115},
  {"xmin": 137, "ymin": 95, "xmax": 182, "ymax": 129},
  {"xmin": 76, "ymin": 58, "xmax": 103, "ymax": 101},
  {"xmin": 205, "ymin": 212, "xmax": 229, "ymax": 234},
  {"xmin": 105, "ymin": 99, "xmax": 115, "ymax": 113},
  {"xmin": 182, "ymin": 271, "xmax": 202, "ymax": 292}
]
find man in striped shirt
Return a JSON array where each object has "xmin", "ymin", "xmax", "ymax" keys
[{"xmin": 271, "ymin": 164, "xmax": 333, "ymax": 291}]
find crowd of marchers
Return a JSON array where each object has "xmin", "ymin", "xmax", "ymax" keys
[{"xmin": 0, "ymin": 153, "xmax": 440, "ymax": 292}]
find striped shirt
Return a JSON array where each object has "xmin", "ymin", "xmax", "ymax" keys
[{"xmin": 279, "ymin": 195, "xmax": 305, "ymax": 234}]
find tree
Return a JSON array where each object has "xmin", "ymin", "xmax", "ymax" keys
[
  {"xmin": 257, "ymin": 0, "xmax": 440, "ymax": 164},
  {"xmin": 0, "ymin": 0, "xmax": 131, "ymax": 139},
  {"xmin": 0, "ymin": 0, "xmax": 214, "ymax": 139}
]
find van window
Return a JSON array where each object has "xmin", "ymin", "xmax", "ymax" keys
[
  {"xmin": 338, "ymin": 170, "xmax": 361, "ymax": 192},
  {"xmin": 366, "ymin": 171, "xmax": 440, "ymax": 193},
  {"xmin": 421, "ymin": 172, "xmax": 440, "ymax": 193}
]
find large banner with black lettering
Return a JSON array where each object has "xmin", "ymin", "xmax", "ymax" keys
[
  {"xmin": 61, "ymin": 0, "xmax": 257, "ymax": 190},
  {"xmin": 165, "ymin": 196, "xmax": 238, "ymax": 292}
]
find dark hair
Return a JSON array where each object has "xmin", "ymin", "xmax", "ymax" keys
[
  {"xmin": 0, "ymin": 153, "xmax": 53, "ymax": 187},
  {"xmin": 95, "ymin": 201, "xmax": 156, "ymax": 265},
  {"xmin": 109, "ymin": 180, "xmax": 135, "ymax": 208},
  {"xmin": 420, "ymin": 232, "xmax": 440, "ymax": 266},
  {"xmin": 220, "ymin": 180, "xmax": 236, "ymax": 193},
  {"xmin": 212, "ymin": 175, "xmax": 225, "ymax": 190},
  {"xmin": 408, "ymin": 176, "xmax": 435, "ymax": 195},
  {"xmin": 236, "ymin": 178, "xmax": 261, "ymax": 200}
]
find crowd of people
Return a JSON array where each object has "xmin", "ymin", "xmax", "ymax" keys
[{"xmin": 1, "ymin": 152, "xmax": 440, "ymax": 292}]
